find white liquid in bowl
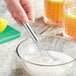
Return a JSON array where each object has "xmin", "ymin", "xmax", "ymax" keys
[{"xmin": 22, "ymin": 51, "xmax": 74, "ymax": 76}]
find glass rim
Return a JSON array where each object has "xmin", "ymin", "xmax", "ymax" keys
[{"xmin": 16, "ymin": 36, "xmax": 76, "ymax": 67}]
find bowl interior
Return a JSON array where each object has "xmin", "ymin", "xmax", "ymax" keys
[{"xmin": 16, "ymin": 36, "xmax": 76, "ymax": 66}]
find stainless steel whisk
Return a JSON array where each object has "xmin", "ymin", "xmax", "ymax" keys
[{"xmin": 23, "ymin": 23, "xmax": 53, "ymax": 62}]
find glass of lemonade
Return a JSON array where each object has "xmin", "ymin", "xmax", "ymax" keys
[
  {"xmin": 64, "ymin": 0, "xmax": 76, "ymax": 40},
  {"xmin": 44, "ymin": 0, "xmax": 64, "ymax": 26}
]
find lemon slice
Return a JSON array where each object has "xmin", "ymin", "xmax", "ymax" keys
[{"xmin": 0, "ymin": 18, "xmax": 8, "ymax": 32}]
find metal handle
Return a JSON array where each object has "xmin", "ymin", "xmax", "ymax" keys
[
  {"xmin": 22, "ymin": 23, "xmax": 53, "ymax": 62},
  {"xmin": 23, "ymin": 23, "xmax": 38, "ymax": 43}
]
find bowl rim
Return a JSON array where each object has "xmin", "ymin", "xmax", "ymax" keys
[{"xmin": 16, "ymin": 36, "xmax": 76, "ymax": 67}]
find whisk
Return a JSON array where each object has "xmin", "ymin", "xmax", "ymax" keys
[{"xmin": 23, "ymin": 23, "xmax": 53, "ymax": 62}]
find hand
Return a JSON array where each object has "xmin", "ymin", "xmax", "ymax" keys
[{"xmin": 5, "ymin": 0, "xmax": 35, "ymax": 25}]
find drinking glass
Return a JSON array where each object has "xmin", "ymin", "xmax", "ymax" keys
[
  {"xmin": 64, "ymin": 0, "xmax": 76, "ymax": 40},
  {"xmin": 44, "ymin": 0, "xmax": 64, "ymax": 26}
]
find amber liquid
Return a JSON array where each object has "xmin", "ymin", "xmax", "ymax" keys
[
  {"xmin": 44, "ymin": 0, "xmax": 64, "ymax": 26},
  {"xmin": 64, "ymin": 7, "xmax": 76, "ymax": 37}
]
